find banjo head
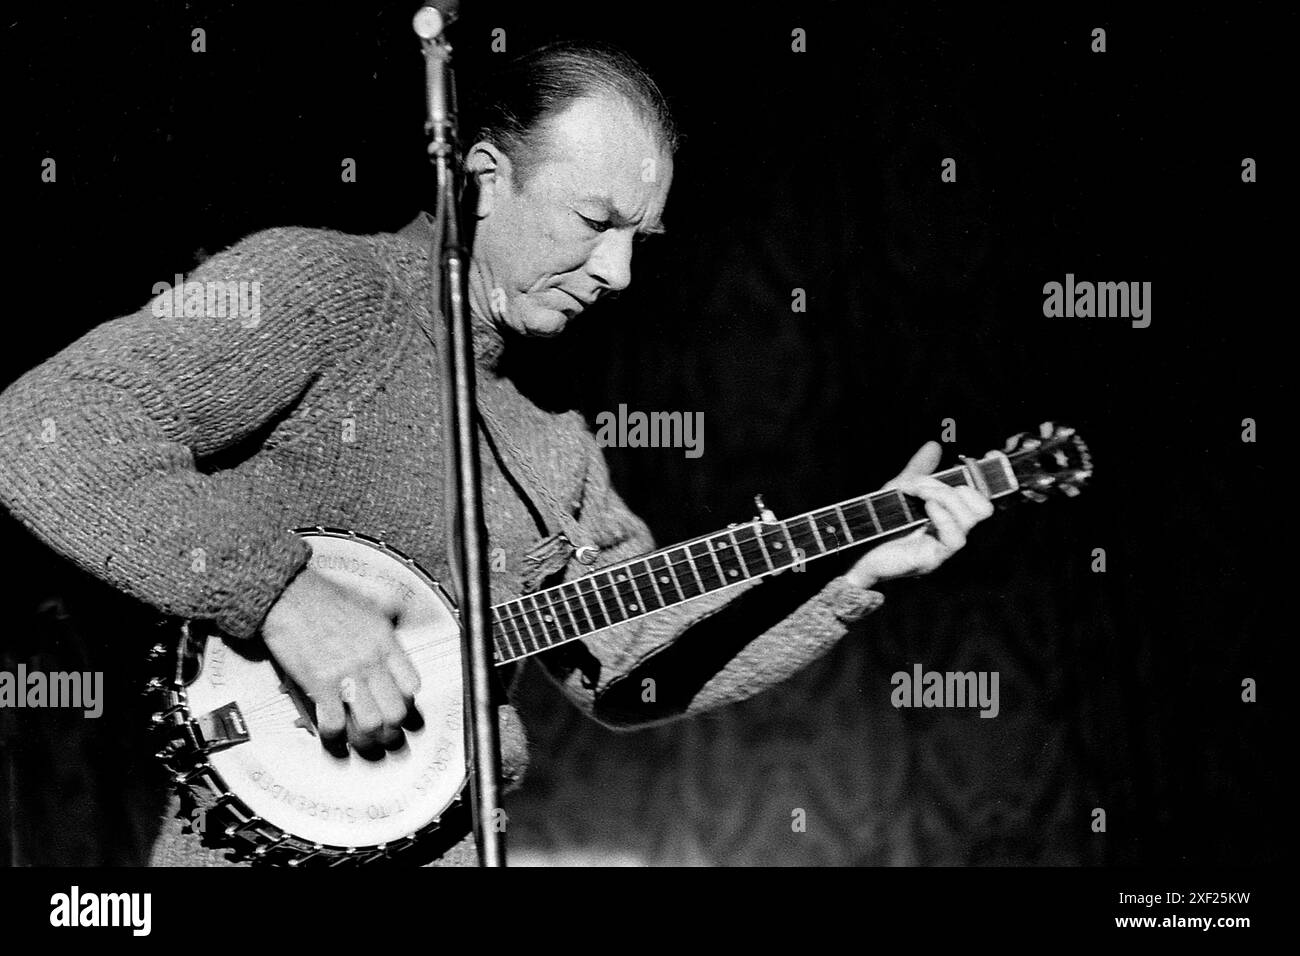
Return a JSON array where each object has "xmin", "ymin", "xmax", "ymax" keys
[{"xmin": 153, "ymin": 528, "xmax": 468, "ymax": 864}]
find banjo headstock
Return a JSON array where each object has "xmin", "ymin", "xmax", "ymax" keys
[{"xmin": 1001, "ymin": 421, "xmax": 1092, "ymax": 503}]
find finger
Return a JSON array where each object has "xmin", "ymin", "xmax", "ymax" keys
[
  {"xmin": 345, "ymin": 681, "xmax": 385, "ymax": 748},
  {"xmin": 932, "ymin": 480, "xmax": 981, "ymax": 529},
  {"xmin": 925, "ymin": 496, "xmax": 966, "ymax": 551},
  {"xmin": 904, "ymin": 441, "xmax": 942, "ymax": 477},
  {"xmin": 315, "ymin": 694, "xmax": 347, "ymax": 739},
  {"xmin": 385, "ymin": 648, "xmax": 421, "ymax": 699},
  {"xmin": 904, "ymin": 477, "xmax": 980, "ymax": 530},
  {"xmin": 954, "ymin": 484, "xmax": 995, "ymax": 520},
  {"xmin": 365, "ymin": 665, "xmax": 409, "ymax": 731},
  {"xmin": 886, "ymin": 441, "xmax": 942, "ymax": 488}
]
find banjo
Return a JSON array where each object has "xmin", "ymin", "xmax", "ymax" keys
[{"xmin": 144, "ymin": 421, "xmax": 1091, "ymax": 865}]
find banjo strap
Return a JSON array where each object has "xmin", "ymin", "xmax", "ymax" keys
[{"xmin": 411, "ymin": 252, "xmax": 589, "ymax": 596}]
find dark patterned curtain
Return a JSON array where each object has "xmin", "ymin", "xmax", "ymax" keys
[{"xmin": 0, "ymin": 1, "xmax": 1276, "ymax": 866}]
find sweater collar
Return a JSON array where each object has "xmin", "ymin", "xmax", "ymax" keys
[{"xmin": 398, "ymin": 212, "xmax": 507, "ymax": 375}]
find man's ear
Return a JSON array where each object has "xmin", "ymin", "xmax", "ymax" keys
[{"xmin": 464, "ymin": 141, "xmax": 513, "ymax": 219}]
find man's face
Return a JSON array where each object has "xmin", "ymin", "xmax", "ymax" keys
[{"xmin": 468, "ymin": 94, "xmax": 673, "ymax": 338}]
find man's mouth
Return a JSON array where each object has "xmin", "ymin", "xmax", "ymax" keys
[{"xmin": 558, "ymin": 289, "xmax": 593, "ymax": 314}]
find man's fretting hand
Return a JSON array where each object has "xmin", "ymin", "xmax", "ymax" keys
[
  {"xmin": 261, "ymin": 567, "xmax": 421, "ymax": 752},
  {"xmin": 846, "ymin": 441, "xmax": 995, "ymax": 590}
]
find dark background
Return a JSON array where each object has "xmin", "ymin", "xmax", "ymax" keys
[{"xmin": 0, "ymin": 1, "xmax": 1280, "ymax": 865}]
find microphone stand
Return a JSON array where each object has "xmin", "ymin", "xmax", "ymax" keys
[{"xmin": 414, "ymin": 4, "xmax": 506, "ymax": 867}]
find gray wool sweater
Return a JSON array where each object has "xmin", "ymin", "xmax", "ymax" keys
[{"xmin": 0, "ymin": 218, "xmax": 884, "ymax": 865}]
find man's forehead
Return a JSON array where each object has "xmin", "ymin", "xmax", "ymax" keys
[
  {"xmin": 533, "ymin": 95, "xmax": 671, "ymax": 222},
  {"xmin": 546, "ymin": 94, "xmax": 656, "ymax": 151}
]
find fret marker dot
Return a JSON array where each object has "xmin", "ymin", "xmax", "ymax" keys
[
  {"xmin": 659, "ymin": 575, "xmax": 670, "ymax": 584},
  {"xmin": 774, "ymin": 542, "xmax": 783, "ymax": 549},
  {"xmin": 616, "ymin": 574, "xmax": 626, "ymax": 581},
  {"xmin": 543, "ymin": 614, "xmax": 553, "ymax": 622},
  {"xmin": 824, "ymin": 525, "xmax": 835, "ymax": 534},
  {"xmin": 629, "ymin": 604, "xmax": 638, "ymax": 611},
  {"xmin": 728, "ymin": 569, "xmax": 739, "ymax": 577}
]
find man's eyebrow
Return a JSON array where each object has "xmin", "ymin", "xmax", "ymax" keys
[{"xmin": 577, "ymin": 194, "xmax": 666, "ymax": 234}]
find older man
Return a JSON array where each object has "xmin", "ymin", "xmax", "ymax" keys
[{"xmin": 0, "ymin": 41, "xmax": 991, "ymax": 865}]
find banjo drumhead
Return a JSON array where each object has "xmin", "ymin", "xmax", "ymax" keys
[{"xmin": 184, "ymin": 531, "xmax": 467, "ymax": 849}]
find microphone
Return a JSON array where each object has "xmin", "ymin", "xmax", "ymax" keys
[
  {"xmin": 413, "ymin": 1, "xmax": 462, "ymax": 137},
  {"xmin": 413, "ymin": 0, "xmax": 460, "ymax": 40}
]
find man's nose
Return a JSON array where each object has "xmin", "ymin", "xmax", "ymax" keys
[{"xmin": 587, "ymin": 230, "xmax": 634, "ymax": 294}]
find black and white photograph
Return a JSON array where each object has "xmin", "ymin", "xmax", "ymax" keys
[{"xmin": 0, "ymin": 0, "xmax": 1280, "ymax": 935}]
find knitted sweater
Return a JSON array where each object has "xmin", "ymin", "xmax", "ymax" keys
[{"xmin": 0, "ymin": 217, "xmax": 885, "ymax": 865}]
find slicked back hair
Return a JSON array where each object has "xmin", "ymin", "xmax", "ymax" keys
[{"xmin": 465, "ymin": 40, "xmax": 678, "ymax": 186}]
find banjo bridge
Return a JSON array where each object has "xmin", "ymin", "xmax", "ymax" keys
[{"xmin": 278, "ymin": 678, "xmax": 320, "ymax": 738}]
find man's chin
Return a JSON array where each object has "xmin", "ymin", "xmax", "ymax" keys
[{"xmin": 507, "ymin": 306, "xmax": 572, "ymax": 339}]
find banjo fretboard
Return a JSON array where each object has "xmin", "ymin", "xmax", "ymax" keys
[{"xmin": 490, "ymin": 452, "xmax": 1018, "ymax": 664}]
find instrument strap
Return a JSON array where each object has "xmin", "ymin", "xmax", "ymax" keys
[{"xmin": 411, "ymin": 211, "xmax": 589, "ymax": 596}]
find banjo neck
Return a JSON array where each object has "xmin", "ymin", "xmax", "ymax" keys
[{"xmin": 490, "ymin": 452, "xmax": 1021, "ymax": 665}]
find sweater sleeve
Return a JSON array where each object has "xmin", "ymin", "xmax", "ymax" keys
[
  {"xmin": 0, "ymin": 227, "xmax": 390, "ymax": 638},
  {"xmin": 538, "ymin": 431, "xmax": 885, "ymax": 730}
]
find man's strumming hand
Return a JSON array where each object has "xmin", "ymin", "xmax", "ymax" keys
[{"xmin": 261, "ymin": 567, "xmax": 421, "ymax": 752}]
